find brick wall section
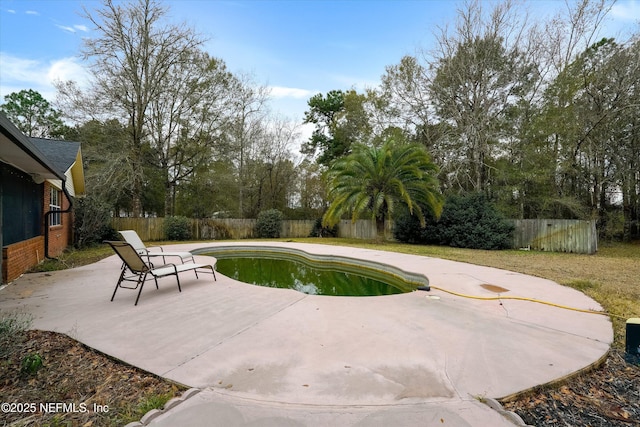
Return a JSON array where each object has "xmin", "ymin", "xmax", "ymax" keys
[
  {"xmin": 2, "ymin": 183, "xmax": 74, "ymax": 283},
  {"xmin": 44, "ymin": 181, "xmax": 73, "ymax": 258},
  {"xmin": 2, "ymin": 236, "xmax": 45, "ymax": 283}
]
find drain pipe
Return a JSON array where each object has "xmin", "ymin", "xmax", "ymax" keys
[{"xmin": 44, "ymin": 179, "xmax": 73, "ymax": 259}]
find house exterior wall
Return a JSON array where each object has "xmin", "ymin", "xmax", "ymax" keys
[
  {"xmin": 49, "ymin": 169, "xmax": 77, "ymax": 198},
  {"xmin": 1, "ymin": 180, "xmax": 73, "ymax": 283},
  {"xmin": 2, "ymin": 236, "xmax": 45, "ymax": 283},
  {"xmin": 1, "ymin": 163, "xmax": 42, "ymax": 245},
  {"xmin": 43, "ymin": 181, "xmax": 73, "ymax": 259}
]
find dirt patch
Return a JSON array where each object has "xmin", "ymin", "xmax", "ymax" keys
[
  {"xmin": 480, "ymin": 283, "xmax": 510, "ymax": 293},
  {"xmin": 502, "ymin": 350, "xmax": 640, "ymax": 426},
  {"xmin": 2, "ymin": 330, "xmax": 639, "ymax": 427},
  {"xmin": 0, "ymin": 330, "xmax": 185, "ymax": 426}
]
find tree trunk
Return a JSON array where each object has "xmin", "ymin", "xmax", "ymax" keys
[
  {"xmin": 376, "ymin": 218, "xmax": 386, "ymax": 241},
  {"xmin": 131, "ymin": 166, "xmax": 143, "ymax": 218}
]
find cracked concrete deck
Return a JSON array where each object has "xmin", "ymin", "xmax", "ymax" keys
[{"xmin": 0, "ymin": 241, "xmax": 612, "ymax": 426}]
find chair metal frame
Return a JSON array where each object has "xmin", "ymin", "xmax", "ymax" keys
[
  {"xmin": 118, "ymin": 230, "xmax": 195, "ymax": 264},
  {"xmin": 105, "ymin": 241, "xmax": 216, "ymax": 306}
]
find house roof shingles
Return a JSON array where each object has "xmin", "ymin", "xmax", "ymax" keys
[
  {"xmin": 29, "ymin": 137, "xmax": 81, "ymax": 173},
  {"xmin": 0, "ymin": 113, "xmax": 65, "ymax": 179},
  {"xmin": 29, "ymin": 137, "xmax": 85, "ymax": 196}
]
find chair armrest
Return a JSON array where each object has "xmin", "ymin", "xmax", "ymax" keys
[{"xmin": 150, "ymin": 263, "xmax": 179, "ymax": 277}]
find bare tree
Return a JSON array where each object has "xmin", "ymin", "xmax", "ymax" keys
[
  {"xmin": 429, "ymin": 0, "xmax": 536, "ymax": 192},
  {"xmin": 542, "ymin": 0, "xmax": 615, "ymax": 76},
  {"xmin": 80, "ymin": 0, "xmax": 205, "ymax": 217},
  {"xmin": 379, "ymin": 55, "xmax": 434, "ymax": 136},
  {"xmin": 252, "ymin": 116, "xmax": 301, "ymax": 212},
  {"xmin": 224, "ymin": 74, "xmax": 271, "ymax": 217},
  {"xmin": 146, "ymin": 51, "xmax": 236, "ymax": 215}
]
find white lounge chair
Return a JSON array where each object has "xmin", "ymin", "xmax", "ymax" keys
[
  {"xmin": 106, "ymin": 240, "xmax": 216, "ymax": 306},
  {"xmin": 118, "ymin": 230, "xmax": 194, "ymax": 264}
]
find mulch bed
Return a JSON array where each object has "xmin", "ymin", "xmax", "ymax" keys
[
  {"xmin": 501, "ymin": 349, "xmax": 640, "ymax": 426},
  {"xmin": 1, "ymin": 330, "xmax": 639, "ymax": 426},
  {"xmin": 0, "ymin": 330, "xmax": 185, "ymax": 427}
]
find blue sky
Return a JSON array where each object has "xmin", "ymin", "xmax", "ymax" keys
[{"xmin": 1, "ymin": 0, "xmax": 639, "ymax": 125}]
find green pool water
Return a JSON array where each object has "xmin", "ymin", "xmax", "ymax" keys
[{"xmin": 213, "ymin": 255, "xmax": 410, "ymax": 296}]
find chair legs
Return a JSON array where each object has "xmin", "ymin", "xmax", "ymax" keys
[
  {"xmin": 111, "ymin": 264, "xmax": 215, "ymax": 305},
  {"xmin": 110, "ymin": 269, "xmax": 149, "ymax": 306},
  {"xmin": 206, "ymin": 265, "xmax": 217, "ymax": 280},
  {"xmin": 175, "ymin": 272, "xmax": 182, "ymax": 293},
  {"xmin": 134, "ymin": 274, "xmax": 147, "ymax": 306},
  {"xmin": 191, "ymin": 264, "xmax": 217, "ymax": 280},
  {"xmin": 110, "ymin": 268, "xmax": 127, "ymax": 302}
]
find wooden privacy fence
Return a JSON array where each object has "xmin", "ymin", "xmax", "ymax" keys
[
  {"xmin": 111, "ymin": 217, "xmax": 598, "ymax": 254},
  {"xmin": 336, "ymin": 219, "xmax": 393, "ymax": 240},
  {"xmin": 509, "ymin": 219, "xmax": 597, "ymax": 254},
  {"xmin": 110, "ymin": 218, "xmax": 390, "ymax": 241},
  {"xmin": 111, "ymin": 217, "xmax": 166, "ymax": 241},
  {"xmin": 111, "ymin": 218, "xmax": 316, "ymax": 241}
]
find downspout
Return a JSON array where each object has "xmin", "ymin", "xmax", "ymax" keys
[
  {"xmin": 1, "ymin": 169, "xmax": 3, "ymax": 283},
  {"xmin": 44, "ymin": 179, "xmax": 73, "ymax": 259}
]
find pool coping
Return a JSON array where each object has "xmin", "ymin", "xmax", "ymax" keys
[{"xmin": 194, "ymin": 244, "xmax": 431, "ymax": 293}]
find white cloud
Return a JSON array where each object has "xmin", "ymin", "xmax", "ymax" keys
[
  {"xmin": 269, "ymin": 86, "xmax": 313, "ymax": 99},
  {"xmin": 48, "ymin": 58, "xmax": 90, "ymax": 86},
  {"xmin": 7, "ymin": 9, "xmax": 16, "ymax": 14},
  {"xmin": 25, "ymin": 10, "xmax": 38, "ymax": 15},
  {"xmin": 55, "ymin": 23, "xmax": 88, "ymax": 34},
  {"xmin": 0, "ymin": 53, "xmax": 90, "ymax": 101},
  {"xmin": 0, "ymin": 53, "xmax": 46, "ymax": 84},
  {"xmin": 611, "ymin": 0, "xmax": 640, "ymax": 21},
  {"xmin": 329, "ymin": 73, "xmax": 380, "ymax": 90},
  {"xmin": 56, "ymin": 24, "xmax": 76, "ymax": 33}
]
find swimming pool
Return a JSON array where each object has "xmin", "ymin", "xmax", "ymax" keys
[{"xmin": 198, "ymin": 245, "xmax": 429, "ymax": 297}]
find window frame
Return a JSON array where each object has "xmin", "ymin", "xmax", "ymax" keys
[{"xmin": 49, "ymin": 187, "xmax": 62, "ymax": 227}]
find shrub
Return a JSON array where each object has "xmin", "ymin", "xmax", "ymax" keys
[
  {"xmin": 164, "ymin": 216, "xmax": 192, "ymax": 240},
  {"xmin": 255, "ymin": 209, "xmax": 284, "ymax": 238},
  {"xmin": 309, "ymin": 218, "xmax": 338, "ymax": 237},
  {"xmin": 436, "ymin": 193, "xmax": 514, "ymax": 249},
  {"xmin": 393, "ymin": 206, "xmax": 439, "ymax": 244},
  {"xmin": 599, "ymin": 209, "xmax": 625, "ymax": 241},
  {"xmin": 196, "ymin": 220, "xmax": 231, "ymax": 240},
  {"xmin": 73, "ymin": 196, "xmax": 118, "ymax": 248},
  {"xmin": 21, "ymin": 353, "xmax": 43, "ymax": 376},
  {"xmin": 394, "ymin": 194, "xmax": 514, "ymax": 250}
]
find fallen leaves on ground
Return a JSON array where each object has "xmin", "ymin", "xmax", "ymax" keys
[
  {"xmin": 1, "ymin": 330, "xmax": 639, "ymax": 427},
  {"xmin": 0, "ymin": 330, "xmax": 185, "ymax": 427},
  {"xmin": 502, "ymin": 350, "xmax": 640, "ymax": 427}
]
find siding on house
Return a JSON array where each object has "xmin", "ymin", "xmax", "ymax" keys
[{"xmin": 48, "ymin": 172, "xmax": 76, "ymax": 197}]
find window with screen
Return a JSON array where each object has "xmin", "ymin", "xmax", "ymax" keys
[
  {"xmin": 49, "ymin": 187, "xmax": 62, "ymax": 227},
  {"xmin": 1, "ymin": 164, "xmax": 43, "ymax": 244}
]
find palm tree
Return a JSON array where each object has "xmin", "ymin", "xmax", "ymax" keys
[{"xmin": 323, "ymin": 139, "xmax": 443, "ymax": 237}]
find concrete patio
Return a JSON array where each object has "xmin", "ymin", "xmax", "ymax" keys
[{"xmin": 0, "ymin": 242, "xmax": 613, "ymax": 426}]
